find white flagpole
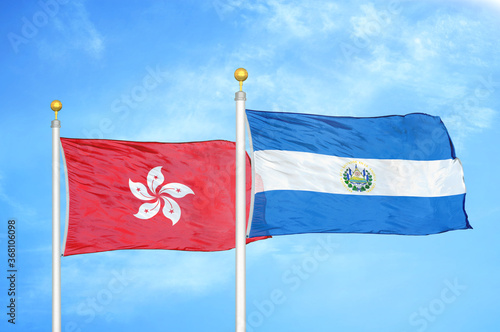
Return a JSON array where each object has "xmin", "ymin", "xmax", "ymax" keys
[
  {"xmin": 234, "ymin": 68, "xmax": 248, "ymax": 332},
  {"xmin": 51, "ymin": 100, "xmax": 62, "ymax": 332}
]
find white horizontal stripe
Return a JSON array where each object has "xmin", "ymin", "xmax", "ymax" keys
[{"xmin": 254, "ymin": 150, "xmax": 466, "ymax": 197}]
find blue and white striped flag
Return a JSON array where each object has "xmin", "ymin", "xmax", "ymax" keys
[{"xmin": 246, "ymin": 109, "xmax": 471, "ymax": 237}]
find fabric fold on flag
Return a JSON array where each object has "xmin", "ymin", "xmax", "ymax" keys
[
  {"xmin": 61, "ymin": 138, "xmax": 268, "ymax": 256},
  {"xmin": 246, "ymin": 109, "xmax": 471, "ymax": 237}
]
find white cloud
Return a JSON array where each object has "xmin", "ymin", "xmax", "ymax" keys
[
  {"xmin": 457, "ymin": 0, "xmax": 500, "ymax": 12},
  {"xmin": 335, "ymin": 1, "xmax": 499, "ymax": 139},
  {"xmin": 60, "ymin": 249, "xmax": 237, "ymax": 323},
  {"xmin": 443, "ymin": 106, "xmax": 497, "ymax": 147},
  {"xmin": 117, "ymin": 66, "xmax": 237, "ymax": 142},
  {"xmin": 65, "ymin": 0, "xmax": 499, "ymax": 148},
  {"xmin": 62, "ymin": 1, "xmax": 104, "ymax": 57},
  {"xmin": 217, "ymin": 0, "xmax": 339, "ymax": 39},
  {"xmin": 62, "ymin": 250, "xmax": 233, "ymax": 298},
  {"xmin": 39, "ymin": 0, "xmax": 104, "ymax": 59},
  {"xmin": 0, "ymin": 173, "xmax": 36, "ymax": 218},
  {"xmin": 350, "ymin": 3, "xmax": 394, "ymax": 38},
  {"xmin": 411, "ymin": 37, "xmax": 438, "ymax": 61}
]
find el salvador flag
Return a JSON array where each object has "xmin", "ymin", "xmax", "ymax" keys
[{"xmin": 246, "ymin": 109, "xmax": 471, "ymax": 238}]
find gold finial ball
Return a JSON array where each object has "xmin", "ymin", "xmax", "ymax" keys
[
  {"xmin": 51, "ymin": 100, "xmax": 62, "ymax": 112},
  {"xmin": 234, "ymin": 68, "xmax": 248, "ymax": 82}
]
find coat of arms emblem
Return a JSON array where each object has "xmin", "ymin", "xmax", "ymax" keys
[{"xmin": 341, "ymin": 161, "xmax": 375, "ymax": 193}]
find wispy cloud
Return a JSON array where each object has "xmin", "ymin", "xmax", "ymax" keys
[
  {"xmin": 213, "ymin": 0, "xmax": 339, "ymax": 39},
  {"xmin": 262, "ymin": 0, "xmax": 339, "ymax": 38},
  {"xmin": 459, "ymin": 0, "xmax": 500, "ymax": 12},
  {"xmin": 59, "ymin": 1, "xmax": 104, "ymax": 57},
  {"xmin": 137, "ymin": 0, "xmax": 499, "ymax": 146},
  {"xmin": 59, "ymin": 249, "xmax": 236, "ymax": 325},
  {"xmin": 329, "ymin": 1, "xmax": 499, "ymax": 142},
  {"xmin": 0, "ymin": 173, "xmax": 36, "ymax": 218},
  {"xmin": 63, "ymin": 250, "xmax": 234, "ymax": 299},
  {"xmin": 38, "ymin": 0, "xmax": 104, "ymax": 59}
]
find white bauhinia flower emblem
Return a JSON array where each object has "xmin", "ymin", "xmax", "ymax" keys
[{"xmin": 129, "ymin": 166, "xmax": 194, "ymax": 225}]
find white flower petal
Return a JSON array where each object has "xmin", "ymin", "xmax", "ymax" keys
[
  {"xmin": 133, "ymin": 199, "xmax": 161, "ymax": 219},
  {"xmin": 159, "ymin": 183, "xmax": 194, "ymax": 198},
  {"xmin": 162, "ymin": 196, "xmax": 181, "ymax": 225},
  {"xmin": 147, "ymin": 166, "xmax": 164, "ymax": 194},
  {"xmin": 129, "ymin": 179, "xmax": 155, "ymax": 201}
]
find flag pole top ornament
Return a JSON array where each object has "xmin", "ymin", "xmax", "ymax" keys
[
  {"xmin": 51, "ymin": 100, "xmax": 62, "ymax": 120},
  {"xmin": 234, "ymin": 68, "xmax": 248, "ymax": 91}
]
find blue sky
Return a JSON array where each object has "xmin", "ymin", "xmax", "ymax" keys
[{"xmin": 1, "ymin": 0, "xmax": 500, "ymax": 331}]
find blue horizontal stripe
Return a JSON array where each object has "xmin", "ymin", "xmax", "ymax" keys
[
  {"xmin": 246, "ymin": 110, "xmax": 456, "ymax": 160},
  {"xmin": 249, "ymin": 191, "xmax": 470, "ymax": 237}
]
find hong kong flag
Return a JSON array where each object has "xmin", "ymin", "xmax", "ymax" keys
[{"xmin": 60, "ymin": 138, "xmax": 268, "ymax": 256}]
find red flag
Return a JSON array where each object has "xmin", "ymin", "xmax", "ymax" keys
[{"xmin": 61, "ymin": 138, "xmax": 267, "ymax": 256}]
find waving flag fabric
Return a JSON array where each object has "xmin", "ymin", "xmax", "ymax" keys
[
  {"xmin": 61, "ymin": 138, "xmax": 266, "ymax": 256},
  {"xmin": 246, "ymin": 110, "xmax": 471, "ymax": 238}
]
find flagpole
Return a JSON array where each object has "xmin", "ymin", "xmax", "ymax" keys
[
  {"xmin": 234, "ymin": 68, "xmax": 248, "ymax": 332},
  {"xmin": 51, "ymin": 100, "xmax": 62, "ymax": 332}
]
